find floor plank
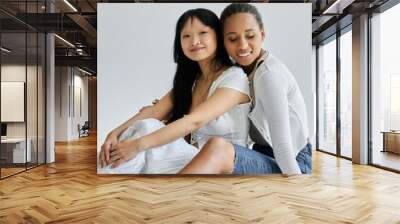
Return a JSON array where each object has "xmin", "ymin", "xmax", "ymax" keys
[{"xmin": 1, "ymin": 135, "xmax": 400, "ymax": 223}]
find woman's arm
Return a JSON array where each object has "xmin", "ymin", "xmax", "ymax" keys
[
  {"xmin": 112, "ymin": 91, "xmax": 173, "ymax": 136},
  {"xmin": 100, "ymin": 91, "xmax": 173, "ymax": 167},
  {"xmin": 108, "ymin": 87, "xmax": 249, "ymax": 168},
  {"xmin": 258, "ymin": 71, "xmax": 301, "ymax": 175}
]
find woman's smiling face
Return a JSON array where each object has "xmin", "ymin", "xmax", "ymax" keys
[
  {"xmin": 180, "ymin": 16, "xmax": 218, "ymax": 63},
  {"xmin": 223, "ymin": 13, "xmax": 265, "ymax": 67}
]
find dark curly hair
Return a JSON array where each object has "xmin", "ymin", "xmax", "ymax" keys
[
  {"xmin": 169, "ymin": 8, "xmax": 232, "ymax": 123},
  {"xmin": 220, "ymin": 3, "xmax": 264, "ymax": 30}
]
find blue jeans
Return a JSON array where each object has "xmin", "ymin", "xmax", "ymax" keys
[{"xmin": 232, "ymin": 143, "xmax": 312, "ymax": 174}]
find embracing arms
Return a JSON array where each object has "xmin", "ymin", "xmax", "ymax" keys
[
  {"xmin": 107, "ymin": 87, "xmax": 249, "ymax": 168},
  {"xmin": 99, "ymin": 91, "xmax": 173, "ymax": 167},
  {"xmin": 112, "ymin": 92, "xmax": 173, "ymax": 135}
]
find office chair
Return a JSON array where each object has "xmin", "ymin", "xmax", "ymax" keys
[{"xmin": 79, "ymin": 121, "xmax": 90, "ymax": 138}]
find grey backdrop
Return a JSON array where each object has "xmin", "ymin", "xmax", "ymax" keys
[{"xmin": 97, "ymin": 3, "xmax": 313, "ymax": 162}]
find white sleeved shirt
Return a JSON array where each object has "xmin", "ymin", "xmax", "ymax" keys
[
  {"xmin": 191, "ymin": 66, "xmax": 251, "ymax": 149},
  {"xmin": 248, "ymin": 51, "xmax": 309, "ymax": 175}
]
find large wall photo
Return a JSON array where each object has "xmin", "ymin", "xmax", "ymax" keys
[{"xmin": 97, "ymin": 3, "xmax": 312, "ymax": 174}]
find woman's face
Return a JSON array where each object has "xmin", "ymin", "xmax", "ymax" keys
[
  {"xmin": 223, "ymin": 13, "xmax": 265, "ymax": 67},
  {"xmin": 180, "ymin": 17, "xmax": 217, "ymax": 63}
]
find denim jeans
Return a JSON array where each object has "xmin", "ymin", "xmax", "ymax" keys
[{"xmin": 232, "ymin": 143, "xmax": 312, "ymax": 174}]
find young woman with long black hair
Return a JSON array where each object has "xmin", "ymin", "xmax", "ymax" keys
[{"xmin": 98, "ymin": 8, "xmax": 251, "ymax": 174}]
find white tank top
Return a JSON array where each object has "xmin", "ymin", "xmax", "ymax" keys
[{"xmin": 191, "ymin": 66, "xmax": 251, "ymax": 149}]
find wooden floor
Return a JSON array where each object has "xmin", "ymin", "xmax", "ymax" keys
[
  {"xmin": 1, "ymin": 135, "xmax": 400, "ymax": 223},
  {"xmin": 1, "ymin": 167, "xmax": 26, "ymax": 178},
  {"xmin": 373, "ymin": 151, "xmax": 400, "ymax": 171}
]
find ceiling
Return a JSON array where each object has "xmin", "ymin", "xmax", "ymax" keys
[{"xmin": 0, "ymin": 0, "xmax": 392, "ymax": 75}]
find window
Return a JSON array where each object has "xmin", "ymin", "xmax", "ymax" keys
[
  {"xmin": 340, "ymin": 29, "xmax": 352, "ymax": 158},
  {"xmin": 371, "ymin": 3, "xmax": 400, "ymax": 171},
  {"xmin": 318, "ymin": 37, "xmax": 337, "ymax": 154}
]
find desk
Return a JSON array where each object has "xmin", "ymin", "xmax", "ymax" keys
[
  {"xmin": 382, "ymin": 131, "xmax": 400, "ymax": 154},
  {"xmin": 1, "ymin": 138, "xmax": 31, "ymax": 163}
]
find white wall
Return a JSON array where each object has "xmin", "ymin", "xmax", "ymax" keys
[
  {"xmin": 55, "ymin": 67, "xmax": 89, "ymax": 141},
  {"xmin": 72, "ymin": 72, "xmax": 89, "ymax": 138},
  {"xmin": 55, "ymin": 67, "xmax": 68, "ymax": 141},
  {"xmin": 98, "ymin": 3, "xmax": 313, "ymax": 151}
]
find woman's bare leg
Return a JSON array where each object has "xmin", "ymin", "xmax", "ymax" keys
[{"xmin": 179, "ymin": 137, "xmax": 235, "ymax": 174}]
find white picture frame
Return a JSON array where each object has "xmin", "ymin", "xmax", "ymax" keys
[{"xmin": 1, "ymin": 81, "xmax": 25, "ymax": 122}]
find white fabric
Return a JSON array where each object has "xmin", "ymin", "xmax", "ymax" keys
[
  {"xmin": 248, "ymin": 52, "xmax": 309, "ymax": 175},
  {"xmin": 99, "ymin": 118, "xmax": 199, "ymax": 174},
  {"xmin": 99, "ymin": 66, "xmax": 251, "ymax": 174}
]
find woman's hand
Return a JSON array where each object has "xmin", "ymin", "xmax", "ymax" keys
[
  {"xmin": 139, "ymin": 99, "xmax": 159, "ymax": 113},
  {"xmin": 99, "ymin": 132, "xmax": 119, "ymax": 167},
  {"xmin": 109, "ymin": 139, "xmax": 142, "ymax": 168}
]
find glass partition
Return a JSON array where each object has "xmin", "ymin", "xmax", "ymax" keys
[
  {"xmin": 1, "ymin": 31, "xmax": 28, "ymax": 177},
  {"xmin": 27, "ymin": 31, "xmax": 38, "ymax": 169},
  {"xmin": 38, "ymin": 32, "xmax": 45, "ymax": 165},
  {"xmin": 0, "ymin": 1, "xmax": 46, "ymax": 179}
]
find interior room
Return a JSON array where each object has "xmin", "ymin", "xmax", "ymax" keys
[{"xmin": 0, "ymin": 0, "xmax": 399, "ymax": 223}]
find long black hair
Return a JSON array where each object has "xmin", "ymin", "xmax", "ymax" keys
[{"xmin": 168, "ymin": 8, "xmax": 232, "ymax": 123}]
